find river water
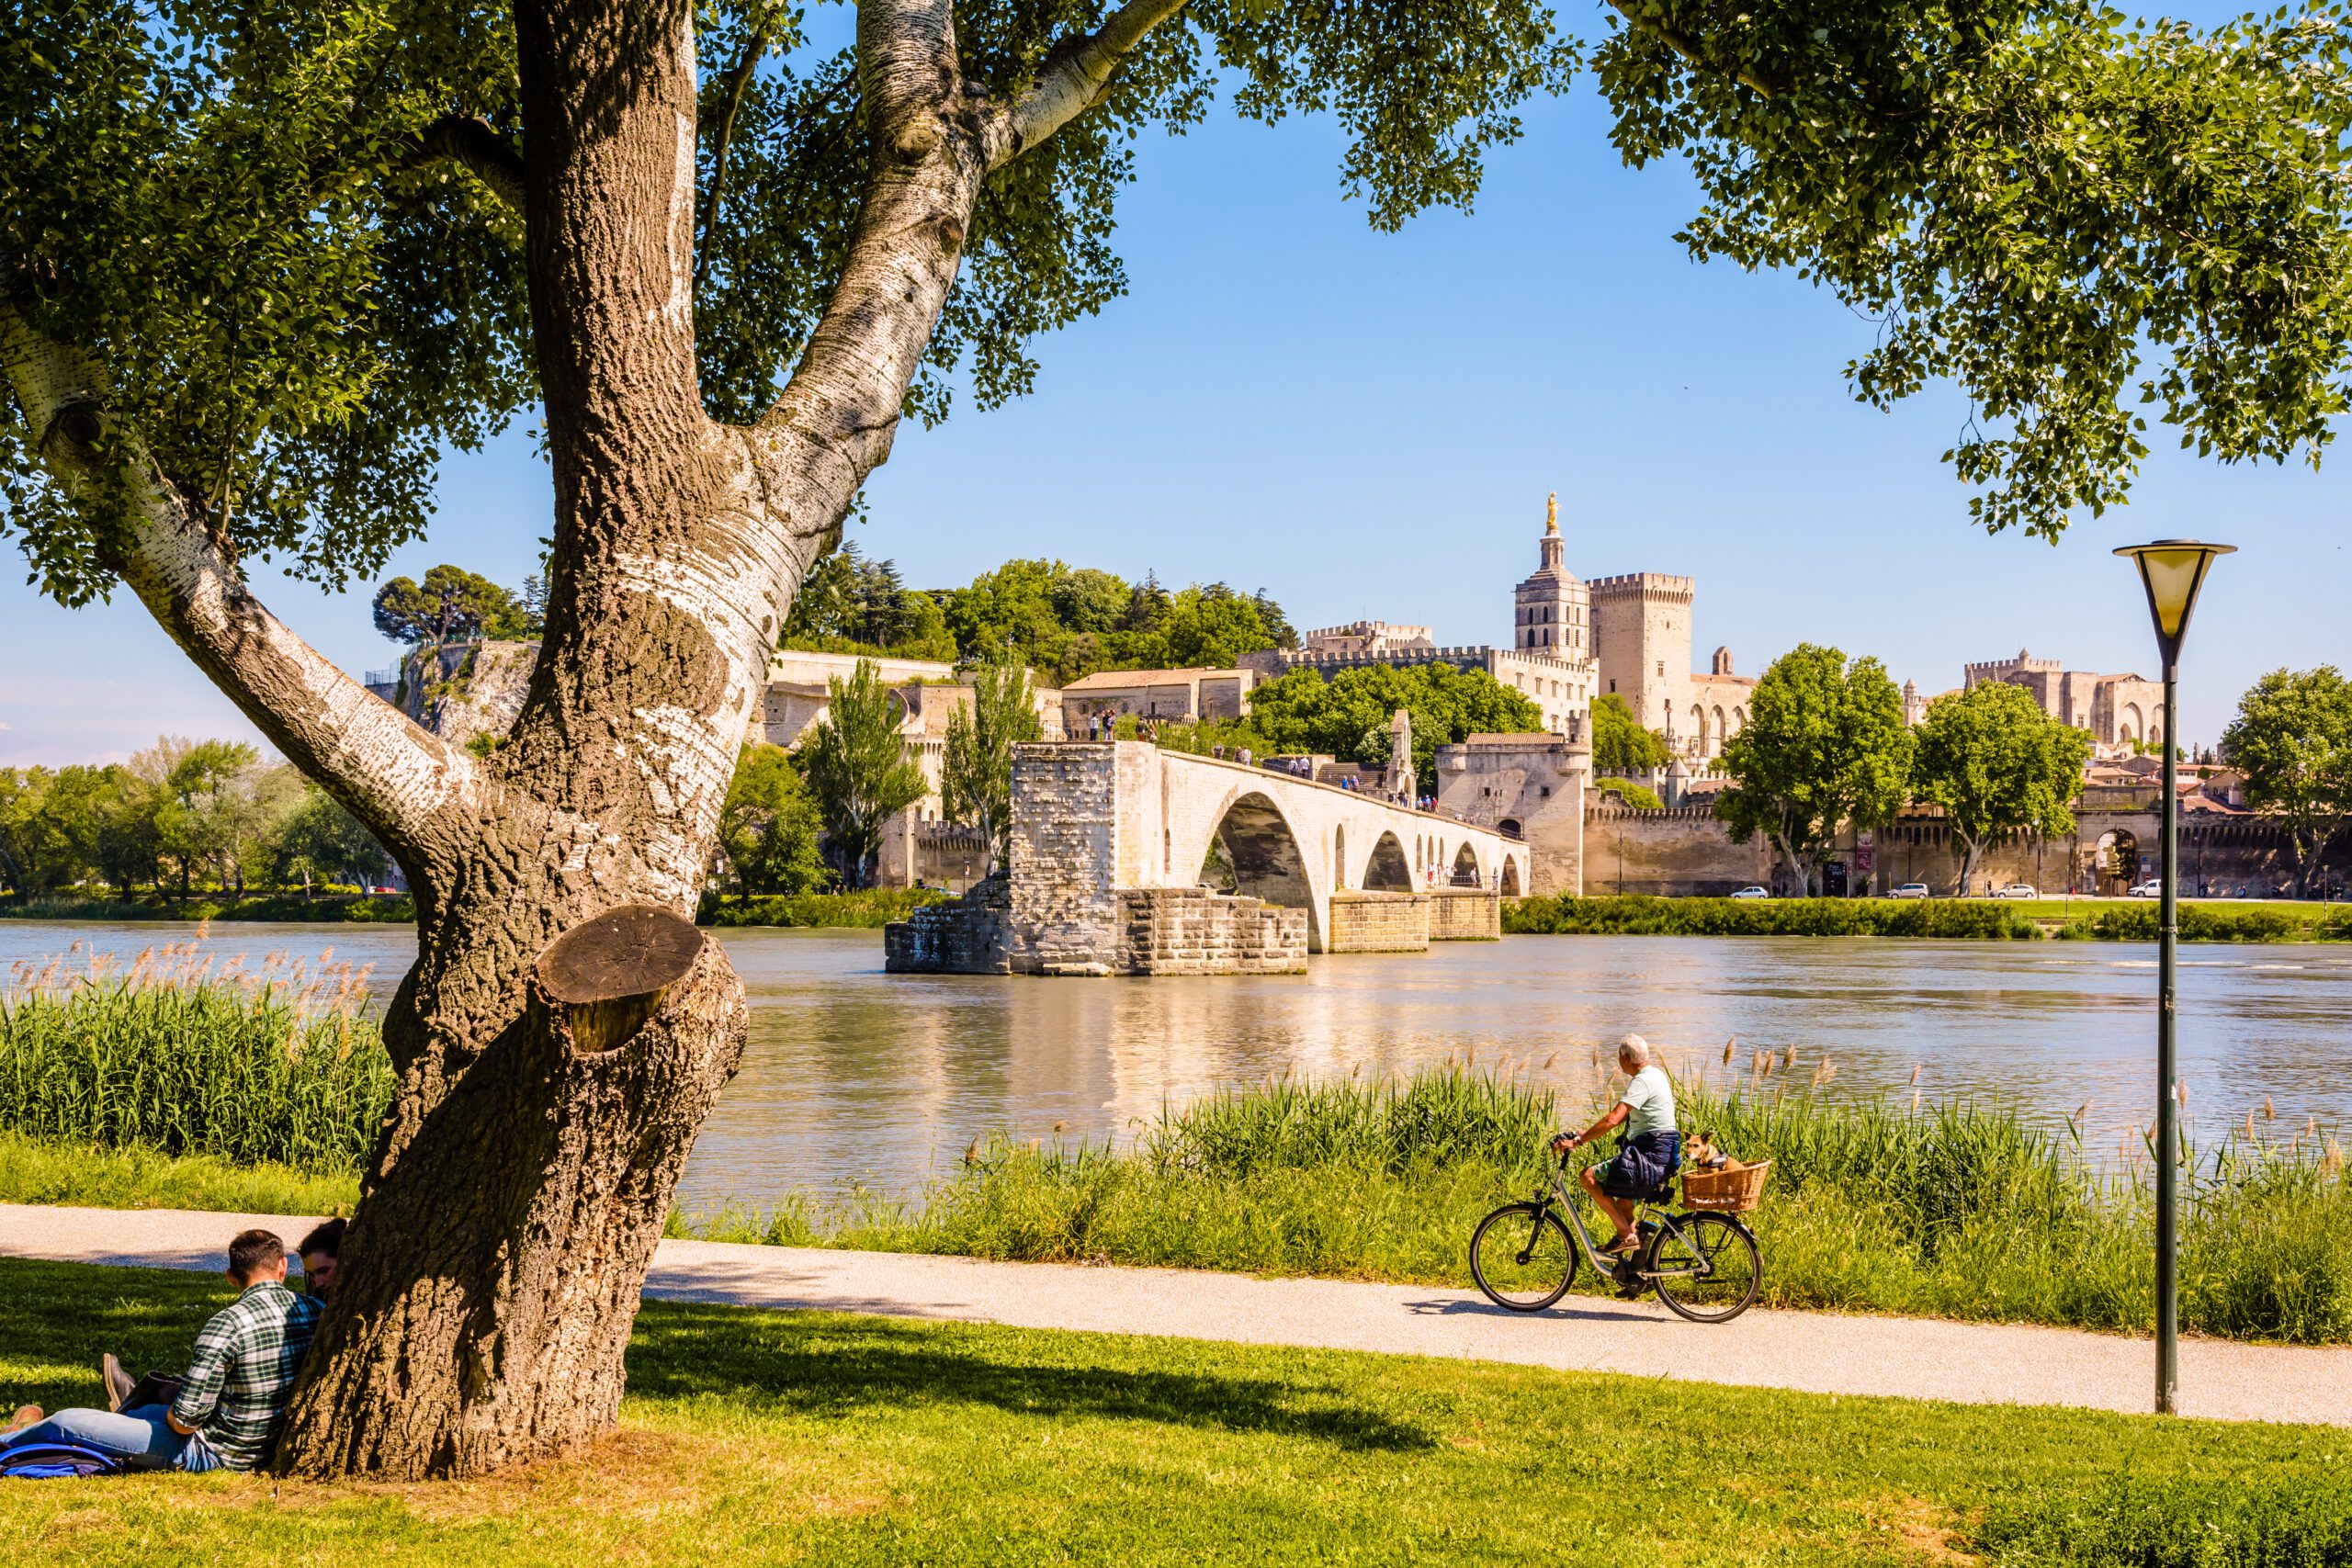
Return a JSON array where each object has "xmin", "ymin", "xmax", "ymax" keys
[{"xmin": 6, "ymin": 920, "xmax": 2349, "ymax": 1204}]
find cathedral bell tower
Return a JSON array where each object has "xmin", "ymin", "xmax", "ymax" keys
[{"xmin": 1514, "ymin": 492, "xmax": 1589, "ymax": 658}]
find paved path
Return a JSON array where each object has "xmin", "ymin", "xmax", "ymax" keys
[{"xmin": 6, "ymin": 1202, "xmax": 2346, "ymax": 1427}]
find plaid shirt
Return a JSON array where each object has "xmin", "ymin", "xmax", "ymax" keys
[{"xmin": 168, "ymin": 1281, "xmax": 322, "ymax": 1470}]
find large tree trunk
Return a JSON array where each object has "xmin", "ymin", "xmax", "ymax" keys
[
  {"xmin": 277, "ymin": 902, "xmax": 745, "ymax": 1476},
  {"xmin": 274, "ymin": 0, "xmax": 1000, "ymax": 1480}
]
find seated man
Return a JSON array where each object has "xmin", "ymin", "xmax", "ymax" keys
[
  {"xmin": 1551, "ymin": 1033, "xmax": 1682, "ymax": 1258},
  {"xmin": 96, "ymin": 1213, "xmax": 345, "ymax": 1412},
  {"xmin": 2, "ymin": 1228, "xmax": 321, "ymax": 1472}
]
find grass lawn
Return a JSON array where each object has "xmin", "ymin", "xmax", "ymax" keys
[{"xmin": 4, "ymin": 1257, "xmax": 2349, "ymax": 1565}]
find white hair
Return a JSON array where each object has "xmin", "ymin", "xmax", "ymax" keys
[{"xmin": 1617, "ymin": 1033, "xmax": 1652, "ymax": 1068}]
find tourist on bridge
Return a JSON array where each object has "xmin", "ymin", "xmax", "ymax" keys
[{"xmin": 1550, "ymin": 1035, "xmax": 1681, "ymax": 1258}]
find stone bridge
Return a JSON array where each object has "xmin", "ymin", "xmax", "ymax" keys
[{"xmin": 887, "ymin": 741, "xmax": 1530, "ymax": 975}]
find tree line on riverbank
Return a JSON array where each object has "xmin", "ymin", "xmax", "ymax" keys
[
  {"xmin": 1676, "ymin": 649, "xmax": 2352, "ymax": 898},
  {"xmin": 5, "ymin": 955, "xmax": 2347, "ymax": 1344}
]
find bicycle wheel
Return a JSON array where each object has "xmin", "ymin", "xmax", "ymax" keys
[
  {"xmin": 1651, "ymin": 1211, "xmax": 1761, "ymax": 1324},
  {"xmin": 1470, "ymin": 1202, "xmax": 1579, "ymax": 1311}
]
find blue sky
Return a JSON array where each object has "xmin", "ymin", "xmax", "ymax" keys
[{"xmin": 2, "ymin": 29, "xmax": 2342, "ymax": 767}]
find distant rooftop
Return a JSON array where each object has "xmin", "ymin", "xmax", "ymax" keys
[{"xmin": 1060, "ymin": 666, "xmax": 1249, "ymax": 690}]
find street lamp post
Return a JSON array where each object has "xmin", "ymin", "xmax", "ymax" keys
[{"xmin": 2113, "ymin": 538, "xmax": 2233, "ymax": 1416}]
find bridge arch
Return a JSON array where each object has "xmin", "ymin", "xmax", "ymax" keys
[
  {"xmin": 1450, "ymin": 840, "xmax": 1482, "ymax": 886},
  {"xmin": 1499, "ymin": 856, "xmax": 1523, "ymax": 896},
  {"xmin": 1182, "ymin": 784, "xmax": 1326, "ymax": 949},
  {"xmin": 1361, "ymin": 830, "xmax": 1414, "ymax": 891}
]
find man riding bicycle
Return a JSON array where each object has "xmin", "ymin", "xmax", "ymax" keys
[{"xmin": 1550, "ymin": 1034, "xmax": 1680, "ymax": 1258}]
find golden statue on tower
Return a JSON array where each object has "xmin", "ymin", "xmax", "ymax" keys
[{"xmin": 1544, "ymin": 491, "xmax": 1558, "ymax": 536}]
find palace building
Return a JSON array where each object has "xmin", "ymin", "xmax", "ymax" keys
[{"xmin": 1247, "ymin": 494, "xmax": 1748, "ymax": 758}]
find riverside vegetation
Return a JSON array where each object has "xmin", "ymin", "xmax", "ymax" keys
[
  {"xmin": 1504, "ymin": 893, "xmax": 2352, "ymax": 942},
  {"xmin": 6, "ymin": 958, "xmax": 2350, "ymax": 1345}
]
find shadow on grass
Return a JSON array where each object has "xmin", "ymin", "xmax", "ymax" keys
[
  {"xmin": 628, "ymin": 1300, "xmax": 1436, "ymax": 1453},
  {"xmin": 0, "ymin": 1258, "xmax": 228, "ymax": 1413}
]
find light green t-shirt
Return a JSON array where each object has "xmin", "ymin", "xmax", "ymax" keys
[{"xmin": 1620, "ymin": 1065, "xmax": 1676, "ymax": 1136}]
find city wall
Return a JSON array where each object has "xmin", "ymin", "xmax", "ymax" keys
[{"xmin": 1570, "ymin": 803, "xmax": 2346, "ymax": 897}]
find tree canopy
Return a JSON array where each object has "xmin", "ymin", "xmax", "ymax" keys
[
  {"xmin": 803, "ymin": 660, "xmax": 931, "ymax": 888},
  {"xmin": 371, "ymin": 564, "xmax": 542, "ymax": 647},
  {"xmin": 2221, "ymin": 665, "xmax": 2352, "ymax": 894},
  {"xmin": 8, "ymin": 0, "xmax": 2346, "ymax": 609},
  {"xmin": 715, "ymin": 744, "xmax": 831, "ymax": 897},
  {"xmin": 1244, "ymin": 662, "xmax": 1545, "ymax": 790},
  {"xmin": 1716, "ymin": 643, "xmax": 1913, "ymax": 893},
  {"xmin": 1912, "ymin": 680, "xmax": 2092, "ymax": 894},
  {"xmin": 941, "ymin": 661, "xmax": 1043, "ymax": 870},
  {"xmin": 1590, "ymin": 692, "xmax": 1670, "ymax": 776}
]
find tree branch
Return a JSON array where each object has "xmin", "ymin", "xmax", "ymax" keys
[
  {"xmin": 1604, "ymin": 0, "xmax": 1781, "ymax": 98},
  {"xmin": 695, "ymin": 29, "xmax": 772, "ymax": 292},
  {"xmin": 0, "ymin": 308, "xmax": 478, "ymax": 864},
  {"xmin": 985, "ymin": 0, "xmax": 1193, "ymax": 168},
  {"xmin": 412, "ymin": 114, "xmax": 528, "ymax": 212}
]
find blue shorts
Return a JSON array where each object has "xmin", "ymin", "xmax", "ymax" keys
[{"xmin": 1598, "ymin": 1130, "xmax": 1682, "ymax": 1200}]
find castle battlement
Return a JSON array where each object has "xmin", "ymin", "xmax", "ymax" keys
[
  {"xmin": 1588, "ymin": 572, "xmax": 1694, "ymax": 602},
  {"xmin": 1303, "ymin": 618, "xmax": 1432, "ymax": 642}
]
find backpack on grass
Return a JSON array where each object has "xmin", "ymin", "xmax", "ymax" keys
[{"xmin": 1, "ymin": 1439, "xmax": 125, "ymax": 1479}]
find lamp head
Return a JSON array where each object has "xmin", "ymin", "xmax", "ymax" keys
[{"xmin": 2112, "ymin": 539, "xmax": 2233, "ymax": 667}]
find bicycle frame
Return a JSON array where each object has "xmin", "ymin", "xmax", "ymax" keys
[{"xmin": 1531, "ymin": 1155, "xmax": 1730, "ymax": 1286}]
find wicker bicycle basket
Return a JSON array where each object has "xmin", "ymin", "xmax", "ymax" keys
[{"xmin": 1680, "ymin": 1159, "xmax": 1770, "ymax": 1213}]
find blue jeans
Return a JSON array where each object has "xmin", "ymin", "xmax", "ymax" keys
[{"xmin": 6, "ymin": 1404, "xmax": 227, "ymax": 1472}]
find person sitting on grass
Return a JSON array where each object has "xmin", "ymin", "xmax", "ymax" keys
[
  {"xmin": 93, "ymin": 1214, "xmax": 345, "ymax": 1414},
  {"xmin": 1, "ymin": 1228, "xmax": 322, "ymax": 1472},
  {"xmin": 1550, "ymin": 1034, "xmax": 1682, "ymax": 1259}
]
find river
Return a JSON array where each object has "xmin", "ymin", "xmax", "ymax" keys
[{"xmin": 6, "ymin": 919, "xmax": 2349, "ymax": 1204}]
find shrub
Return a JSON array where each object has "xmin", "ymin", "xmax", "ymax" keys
[
  {"xmin": 696, "ymin": 886, "xmax": 952, "ymax": 928},
  {"xmin": 1503, "ymin": 895, "xmax": 2041, "ymax": 939}
]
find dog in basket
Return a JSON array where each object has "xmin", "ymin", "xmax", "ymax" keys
[{"xmin": 1684, "ymin": 1131, "xmax": 1744, "ymax": 1175}]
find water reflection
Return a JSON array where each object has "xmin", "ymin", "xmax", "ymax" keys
[{"xmin": 7, "ymin": 920, "xmax": 2350, "ymax": 1203}]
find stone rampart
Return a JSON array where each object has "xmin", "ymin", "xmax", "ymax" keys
[
  {"xmin": 1583, "ymin": 805, "xmax": 1771, "ymax": 897},
  {"xmin": 1429, "ymin": 889, "xmax": 1501, "ymax": 940},
  {"xmin": 1327, "ymin": 892, "xmax": 1430, "ymax": 953},
  {"xmin": 1576, "ymin": 802, "xmax": 2347, "ymax": 897}
]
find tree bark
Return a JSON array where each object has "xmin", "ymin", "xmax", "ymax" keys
[{"xmin": 277, "ymin": 905, "xmax": 745, "ymax": 1477}]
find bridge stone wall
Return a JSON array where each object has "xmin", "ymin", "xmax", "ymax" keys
[
  {"xmin": 1006, "ymin": 744, "xmax": 1127, "ymax": 974},
  {"xmin": 1430, "ymin": 889, "xmax": 1503, "ymax": 940},
  {"xmin": 1328, "ymin": 892, "xmax": 1430, "ymax": 953},
  {"xmin": 1124, "ymin": 890, "xmax": 1308, "ymax": 974},
  {"xmin": 884, "ymin": 877, "xmax": 1308, "ymax": 975}
]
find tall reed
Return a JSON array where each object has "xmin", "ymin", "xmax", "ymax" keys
[
  {"xmin": 0, "ymin": 940, "xmax": 394, "ymax": 1170},
  {"xmin": 668, "ymin": 1061, "xmax": 2352, "ymax": 1343}
]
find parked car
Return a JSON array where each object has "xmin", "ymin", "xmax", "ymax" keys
[
  {"xmin": 1889, "ymin": 883, "xmax": 1931, "ymax": 900},
  {"xmin": 1995, "ymin": 884, "xmax": 2040, "ymax": 899},
  {"xmin": 1728, "ymin": 886, "xmax": 1770, "ymax": 900},
  {"xmin": 2128, "ymin": 880, "xmax": 2164, "ymax": 898}
]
